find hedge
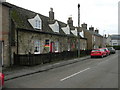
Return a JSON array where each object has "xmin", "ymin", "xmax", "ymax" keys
[{"xmin": 107, "ymin": 45, "xmax": 120, "ymax": 50}]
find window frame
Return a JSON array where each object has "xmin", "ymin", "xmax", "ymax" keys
[{"xmin": 34, "ymin": 40, "xmax": 40, "ymax": 54}]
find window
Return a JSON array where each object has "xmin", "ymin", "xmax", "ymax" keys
[
  {"xmin": 45, "ymin": 39, "xmax": 49, "ymax": 45},
  {"xmin": 55, "ymin": 41, "xmax": 59, "ymax": 52},
  {"xmin": 44, "ymin": 39, "xmax": 50, "ymax": 52},
  {"xmin": 34, "ymin": 40, "xmax": 40, "ymax": 54},
  {"xmin": 28, "ymin": 14, "xmax": 42, "ymax": 30},
  {"xmin": 68, "ymin": 43, "xmax": 70, "ymax": 51},
  {"xmin": 113, "ymin": 43, "xmax": 117, "ymax": 46},
  {"xmin": 35, "ymin": 20, "xmax": 40, "ymax": 29}
]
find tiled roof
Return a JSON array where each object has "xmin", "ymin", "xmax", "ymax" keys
[
  {"xmin": 3, "ymin": 2, "xmax": 80, "ymax": 38},
  {"xmin": 83, "ymin": 28, "xmax": 103, "ymax": 37}
]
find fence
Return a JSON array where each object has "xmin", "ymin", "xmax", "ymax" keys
[{"xmin": 14, "ymin": 50, "xmax": 91, "ymax": 66}]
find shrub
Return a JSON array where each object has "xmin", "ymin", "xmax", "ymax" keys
[{"xmin": 113, "ymin": 46, "xmax": 120, "ymax": 50}]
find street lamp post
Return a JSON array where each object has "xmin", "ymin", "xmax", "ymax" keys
[
  {"xmin": 103, "ymin": 30, "xmax": 106, "ymax": 47},
  {"xmin": 78, "ymin": 3, "xmax": 80, "ymax": 57},
  {"xmin": 78, "ymin": 4, "xmax": 80, "ymax": 27}
]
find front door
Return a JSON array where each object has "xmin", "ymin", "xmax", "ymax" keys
[{"xmin": 50, "ymin": 42, "xmax": 55, "ymax": 53}]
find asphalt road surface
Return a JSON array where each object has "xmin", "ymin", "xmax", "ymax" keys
[{"xmin": 4, "ymin": 51, "xmax": 119, "ymax": 88}]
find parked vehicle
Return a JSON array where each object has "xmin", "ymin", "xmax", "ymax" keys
[
  {"xmin": 100, "ymin": 48, "xmax": 110, "ymax": 56},
  {"xmin": 107, "ymin": 47, "xmax": 116, "ymax": 54},
  {"xmin": 0, "ymin": 73, "xmax": 4, "ymax": 87},
  {"xmin": 90, "ymin": 48, "xmax": 107, "ymax": 58}
]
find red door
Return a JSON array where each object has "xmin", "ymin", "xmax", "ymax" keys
[{"xmin": 50, "ymin": 42, "xmax": 55, "ymax": 53}]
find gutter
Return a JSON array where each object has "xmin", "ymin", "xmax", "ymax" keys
[{"xmin": 17, "ymin": 28, "xmax": 79, "ymax": 38}]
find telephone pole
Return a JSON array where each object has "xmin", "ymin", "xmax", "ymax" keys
[{"xmin": 78, "ymin": 3, "xmax": 80, "ymax": 57}]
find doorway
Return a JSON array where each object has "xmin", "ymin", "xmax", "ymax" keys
[{"xmin": 50, "ymin": 42, "xmax": 55, "ymax": 53}]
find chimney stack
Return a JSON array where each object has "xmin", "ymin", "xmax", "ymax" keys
[
  {"xmin": 95, "ymin": 28, "xmax": 99, "ymax": 34},
  {"xmin": 89, "ymin": 25, "xmax": 94, "ymax": 32},
  {"xmin": 81, "ymin": 23, "xmax": 87, "ymax": 29},
  {"xmin": 0, "ymin": 0, "xmax": 6, "ymax": 2},
  {"xmin": 49, "ymin": 8, "xmax": 54, "ymax": 20},
  {"xmin": 105, "ymin": 34, "xmax": 106, "ymax": 37},
  {"xmin": 67, "ymin": 17, "xmax": 73, "ymax": 27}
]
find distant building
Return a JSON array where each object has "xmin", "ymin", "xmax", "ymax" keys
[
  {"xmin": 81, "ymin": 23, "xmax": 104, "ymax": 49},
  {"xmin": 107, "ymin": 35, "xmax": 120, "ymax": 46}
]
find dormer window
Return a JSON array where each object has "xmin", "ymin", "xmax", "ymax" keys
[
  {"xmin": 62, "ymin": 25, "xmax": 70, "ymax": 34},
  {"xmin": 28, "ymin": 14, "xmax": 42, "ymax": 30},
  {"xmin": 79, "ymin": 30, "xmax": 84, "ymax": 37},
  {"xmin": 49, "ymin": 21, "xmax": 59, "ymax": 33},
  {"xmin": 71, "ymin": 28, "xmax": 77, "ymax": 36}
]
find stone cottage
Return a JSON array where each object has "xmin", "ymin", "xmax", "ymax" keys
[
  {"xmin": 81, "ymin": 23, "xmax": 104, "ymax": 50},
  {"xmin": 1, "ymin": 2, "xmax": 87, "ymax": 67}
]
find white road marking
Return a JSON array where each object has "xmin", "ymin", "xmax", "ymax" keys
[
  {"xmin": 60, "ymin": 68, "xmax": 90, "ymax": 81},
  {"xmin": 53, "ymin": 63, "xmax": 60, "ymax": 65}
]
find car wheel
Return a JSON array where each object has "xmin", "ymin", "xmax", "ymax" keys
[
  {"xmin": 101, "ymin": 55, "xmax": 103, "ymax": 58},
  {"xmin": 91, "ymin": 56, "xmax": 94, "ymax": 58}
]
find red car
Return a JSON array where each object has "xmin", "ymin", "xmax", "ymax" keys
[
  {"xmin": 100, "ymin": 48, "xmax": 110, "ymax": 56},
  {"xmin": 90, "ymin": 48, "xmax": 107, "ymax": 58},
  {"xmin": 0, "ymin": 73, "xmax": 4, "ymax": 87}
]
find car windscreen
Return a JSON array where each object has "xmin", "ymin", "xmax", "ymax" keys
[
  {"xmin": 107, "ymin": 48, "xmax": 111, "ymax": 50},
  {"xmin": 107, "ymin": 47, "xmax": 113, "ymax": 50},
  {"xmin": 92, "ymin": 50, "xmax": 100, "ymax": 51},
  {"xmin": 100, "ymin": 49, "xmax": 105, "ymax": 51}
]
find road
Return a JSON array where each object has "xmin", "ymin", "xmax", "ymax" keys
[{"xmin": 4, "ymin": 51, "xmax": 119, "ymax": 88}]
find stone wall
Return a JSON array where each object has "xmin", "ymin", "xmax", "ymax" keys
[
  {"xmin": 80, "ymin": 39, "xmax": 87, "ymax": 50},
  {"xmin": 17, "ymin": 30, "xmax": 79, "ymax": 55},
  {"xmin": 84, "ymin": 31, "xmax": 92, "ymax": 49},
  {"xmin": 2, "ymin": 5, "xmax": 10, "ymax": 67}
]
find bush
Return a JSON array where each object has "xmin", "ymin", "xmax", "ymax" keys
[
  {"xmin": 113, "ymin": 46, "xmax": 120, "ymax": 50},
  {"xmin": 106, "ymin": 45, "xmax": 120, "ymax": 50}
]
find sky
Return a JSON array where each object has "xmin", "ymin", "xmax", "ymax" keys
[{"xmin": 6, "ymin": 0, "xmax": 119, "ymax": 36}]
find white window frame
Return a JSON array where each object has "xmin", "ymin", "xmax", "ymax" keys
[
  {"xmin": 34, "ymin": 40, "xmax": 40, "ymax": 54},
  {"xmin": 55, "ymin": 41, "xmax": 59, "ymax": 52},
  {"xmin": 68, "ymin": 43, "xmax": 70, "ymax": 51},
  {"xmin": 35, "ymin": 20, "xmax": 40, "ymax": 29}
]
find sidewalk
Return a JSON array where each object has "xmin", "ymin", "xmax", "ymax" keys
[{"xmin": 3, "ymin": 56, "xmax": 90, "ymax": 81}]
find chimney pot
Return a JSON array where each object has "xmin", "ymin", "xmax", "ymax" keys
[
  {"xmin": 81, "ymin": 23, "xmax": 87, "ymax": 29},
  {"xmin": 89, "ymin": 26, "xmax": 94, "ymax": 32},
  {"xmin": 95, "ymin": 28, "xmax": 99, "ymax": 33},
  {"xmin": 67, "ymin": 17, "xmax": 73, "ymax": 27},
  {"xmin": 49, "ymin": 8, "xmax": 54, "ymax": 20},
  {"xmin": 50, "ymin": 8, "xmax": 53, "ymax": 11}
]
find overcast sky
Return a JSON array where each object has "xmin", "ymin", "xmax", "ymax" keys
[{"xmin": 6, "ymin": 0, "xmax": 119, "ymax": 35}]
